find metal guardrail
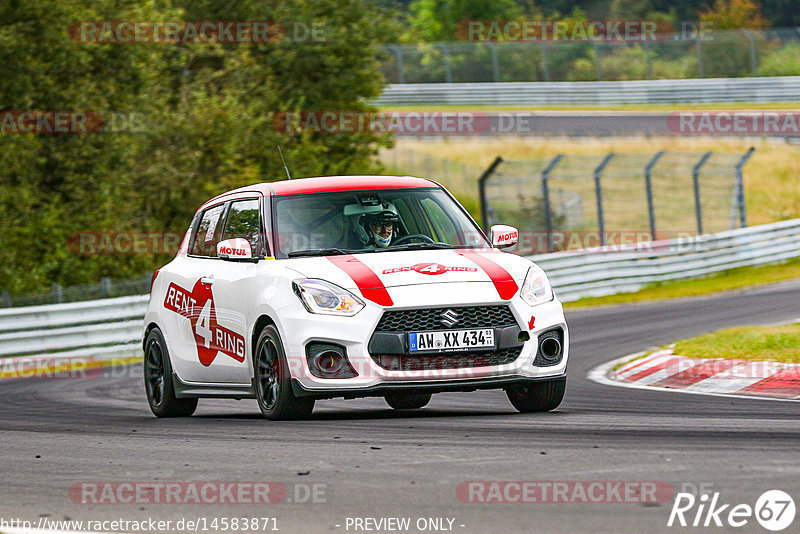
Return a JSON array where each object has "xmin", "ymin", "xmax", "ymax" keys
[
  {"xmin": 375, "ymin": 77, "xmax": 800, "ymax": 106},
  {"xmin": 530, "ymin": 218, "xmax": 800, "ymax": 301},
  {"xmin": 0, "ymin": 295, "xmax": 147, "ymax": 360},
  {"xmin": 0, "ymin": 219, "xmax": 798, "ymax": 359}
]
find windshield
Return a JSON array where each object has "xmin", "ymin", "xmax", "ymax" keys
[{"xmin": 272, "ymin": 188, "xmax": 488, "ymax": 258}]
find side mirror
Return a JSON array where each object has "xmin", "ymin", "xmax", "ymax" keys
[
  {"xmin": 490, "ymin": 225, "xmax": 518, "ymax": 249},
  {"xmin": 217, "ymin": 238, "xmax": 257, "ymax": 262}
]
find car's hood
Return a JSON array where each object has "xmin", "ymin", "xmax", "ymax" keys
[{"xmin": 283, "ymin": 248, "xmax": 534, "ymax": 304}]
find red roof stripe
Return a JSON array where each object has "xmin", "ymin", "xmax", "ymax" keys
[{"xmin": 270, "ymin": 175, "xmax": 437, "ymax": 196}]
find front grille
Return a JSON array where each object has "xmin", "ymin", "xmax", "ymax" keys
[
  {"xmin": 375, "ymin": 305, "xmax": 518, "ymax": 332},
  {"xmin": 371, "ymin": 346, "xmax": 523, "ymax": 371}
]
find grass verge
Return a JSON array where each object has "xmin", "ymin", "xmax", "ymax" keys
[
  {"xmin": 673, "ymin": 323, "xmax": 800, "ymax": 364},
  {"xmin": 564, "ymin": 258, "xmax": 800, "ymax": 309}
]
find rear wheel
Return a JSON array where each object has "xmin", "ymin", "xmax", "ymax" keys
[
  {"xmin": 506, "ymin": 378, "xmax": 565, "ymax": 413},
  {"xmin": 384, "ymin": 392, "xmax": 432, "ymax": 410},
  {"xmin": 254, "ymin": 325, "xmax": 314, "ymax": 420},
  {"xmin": 143, "ymin": 328, "xmax": 198, "ymax": 417}
]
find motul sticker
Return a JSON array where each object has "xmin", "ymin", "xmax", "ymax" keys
[
  {"xmin": 382, "ymin": 263, "xmax": 478, "ymax": 275},
  {"xmin": 163, "ymin": 280, "xmax": 245, "ymax": 366}
]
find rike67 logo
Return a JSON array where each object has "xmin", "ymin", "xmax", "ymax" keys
[{"xmin": 163, "ymin": 280, "xmax": 245, "ymax": 366}]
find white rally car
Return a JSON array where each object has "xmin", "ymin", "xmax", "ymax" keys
[{"xmin": 143, "ymin": 176, "xmax": 568, "ymax": 419}]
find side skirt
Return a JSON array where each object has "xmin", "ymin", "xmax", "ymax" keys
[{"xmin": 172, "ymin": 372, "xmax": 256, "ymax": 399}]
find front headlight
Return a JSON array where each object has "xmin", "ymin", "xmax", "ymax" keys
[
  {"xmin": 519, "ymin": 267, "xmax": 554, "ymax": 307},
  {"xmin": 292, "ymin": 279, "xmax": 365, "ymax": 316}
]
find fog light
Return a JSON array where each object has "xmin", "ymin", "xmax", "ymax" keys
[
  {"xmin": 314, "ymin": 350, "xmax": 344, "ymax": 374},
  {"xmin": 534, "ymin": 328, "xmax": 564, "ymax": 367},
  {"xmin": 305, "ymin": 342, "xmax": 358, "ymax": 378},
  {"xmin": 540, "ymin": 337, "xmax": 562, "ymax": 360}
]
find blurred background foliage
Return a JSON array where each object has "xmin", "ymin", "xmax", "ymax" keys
[
  {"xmin": 0, "ymin": 0, "xmax": 789, "ymax": 293},
  {"xmin": 0, "ymin": 0, "xmax": 396, "ymax": 292}
]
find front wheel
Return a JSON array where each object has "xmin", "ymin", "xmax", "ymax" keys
[
  {"xmin": 506, "ymin": 378, "xmax": 565, "ymax": 413},
  {"xmin": 254, "ymin": 325, "xmax": 314, "ymax": 420},
  {"xmin": 143, "ymin": 328, "xmax": 198, "ymax": 418},
  {"xmin": 384, "ymin": 392, "xmax": 432, "ymax": 410}
]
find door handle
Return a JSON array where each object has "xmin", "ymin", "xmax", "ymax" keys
[{"xmin": 200, "ymin": 276, "xmax": 214, "ymax": 285}]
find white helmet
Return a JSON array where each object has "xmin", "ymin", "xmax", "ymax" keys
[{"xmin": 361, "ymin": 209, "xmax": 399, "ymax": 248}]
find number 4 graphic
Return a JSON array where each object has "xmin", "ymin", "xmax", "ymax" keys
[{"xmin": 196, "ymin": 300, "xmax": 213, "ymax": 348}]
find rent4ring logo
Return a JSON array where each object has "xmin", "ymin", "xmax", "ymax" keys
[
  {"xmin": 163, "ymin": 280, "xmax": 246, "ymax": 366},
  {"xmin": 668, "ymin": 489, "xmax": 796, "ymax": 530}
]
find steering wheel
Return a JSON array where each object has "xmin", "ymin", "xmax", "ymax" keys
[{"xmin": 392, "ymin": 234, "xmax": 435, "ymax": 246}]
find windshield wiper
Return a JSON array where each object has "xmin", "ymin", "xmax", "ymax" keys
[
  {"xmin": 287, "ymin": 248, "xmax": 353, "ymax": 258},
  {"xmin": 375, "ymin": 242, "xmax": 454, "ymax": 252}
]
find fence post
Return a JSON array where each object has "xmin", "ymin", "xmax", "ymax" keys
[
  {"xmin": 435, "ymin": 43, "xmax": 453, "ymax": 83},
  {"xmin": 485, "ymin": 42, "xmax": 500, "ymax": 82},
  {"xmin": 478, "ymin": 156, "xmax": 504, "ymax": 231},
  {"xmin": 692, "ymin": 151, "xmax": 713, "ymax": 235},
  {"xmin": 1, "ymin": 290, "xmax": 10, "ymax": 307},
  {"xmin": 644, "ymin": 150, "xmax": 665, "ymax": 239},
  {"xmin": 592, "ymin": 43, "xmax": 603, "ymax": 80},
  {"xmin": 735, "ymin": 147, "xmax": 755, "ymax": 228},
  {"xmin": 741, "ymin": 30, "xmax": 757, "ymax": 76},
  {"xmin": 696, "ymin": 35, "xmax": 704, "ymax": 78},
  {"xmin": 538, "ymin": 43, "xmax": 550, "ymax": 81},
  {"xmin": 541, "ymin": 154, "xmax": 565, "ymax": 252},
  {"xmin": 101, "ymin": 277, "xmax": 112, "ymax": 298},
  {"xmin": 52, "ymin": 283, "xmax": 63, "ymax": 304},
  {"xmin": 388, "ymin": 45, "xmax": 405, "ymax": 84},
  {"xmin": 594, "ymin": 153, "xmax": 615, "ymax": 246}
]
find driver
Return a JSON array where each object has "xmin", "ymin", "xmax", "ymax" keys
[{"xmin": 356, "ymin": 209, "xmax": 399, "ymax": 248}]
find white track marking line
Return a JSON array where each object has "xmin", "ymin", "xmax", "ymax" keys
[{"xmin": 614, "ymin": 350, "xmax": 675, "ymax": 380}]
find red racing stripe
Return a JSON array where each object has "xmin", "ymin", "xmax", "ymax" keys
[
  {"xmin": 327, "ymin": 255, "xmax": 394, "ymax": 306},
  {"xmin": 458, "ymin": 249, "xmax": 519, "ymax": 300}
]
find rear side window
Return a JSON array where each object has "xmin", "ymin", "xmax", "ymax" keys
[
  {"xmin": 190, "ymin": 204, "xmax": 225, "ymax": 257},
  {"xmin": 222, "ymin": 199, "xmax": 263, "ymax": 255}
]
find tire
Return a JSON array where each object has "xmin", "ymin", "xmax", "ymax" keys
[
  {"xmin": 143, "ymin": 328, "xmax": 198, "ymax": 418},
  {"xmin": 384, "ymin": 392, "xmax": 432, "ymax": 410},
  {"xmin": 254, "ymin": 325, "xmax": 314, "ymax": 420},
  {"xmin": 506, "ymin": 378, "xmax": 566, "ymax": 413}
]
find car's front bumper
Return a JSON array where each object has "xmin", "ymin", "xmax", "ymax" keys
[{"xmin": 275, "ymin": 287, "xmax": 569, "ymax": 397}]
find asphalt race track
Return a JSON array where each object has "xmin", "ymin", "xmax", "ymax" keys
[{"xmin": 1, "ymin": 281, "xmax": 798, "ymax": 533}]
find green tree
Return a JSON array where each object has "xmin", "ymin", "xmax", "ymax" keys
[
  {"xmin": 0, "ymin": 0, "xmax": 395, "ymax": 294},
  {"xmin": 402, "ymin": 0, "xmax": 521, "ymax": 42}
]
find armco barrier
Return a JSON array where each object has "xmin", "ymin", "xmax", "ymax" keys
[
  {"xmin": 375, "ymin": 77, "xmax": 800, "ymax": 106},
  {"xmin": 0, "ymin": 219, "xmax": 798, "ymax": 361},
  {"xmin": 530, "ymin": 218, "xmax": 800, "ymax": 301},
  {"xmin": 0, "ymin": 295, "xmax": 147, "ymax": 362}
]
